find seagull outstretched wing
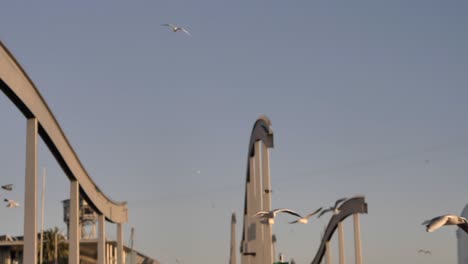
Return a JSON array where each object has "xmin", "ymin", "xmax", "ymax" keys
[
  {"xmin": 180, "ymin": 28, "xmax": 191, "ymax": 36},
  {"xmin": 304, "ymin": 207, "xmax": 323, "ymax": 219},
  {"xmin": 334, "ymin": 198, "xmax": 347, "ymax": 208},
  {"xmin": 318, "ymin": 208, "xmax": 333, "ymax": 218},
  {"xmin": 272, "ymin": 208, "xmax": 302, "ymax": 218}
]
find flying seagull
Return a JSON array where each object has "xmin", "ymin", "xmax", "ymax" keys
[
  {"xmin": 289, "ymin": 207, "xmax": 323, "ymax": 224},
  {"xmin": 4, "ymin": 199, "xmax": 20, "ymax": 208},
  {"xmin": 319, "ymin": 198, "xmax": 347, "ymax": 218},
  {"xmin": 417, "ymin": 249, "xmax": 431, "ymax": 255},
  {"xmin": 1, "ymin": 184, "xmax": 13, "ymax": 191},
  {"xmin": 161, "ymin": 24, "xmax": 191, "ymax": 36},
  {"xmin": 422, "ymin": 214, "xmax": 468, "ymax": 234},
  {"xmin": 255, "ymin": 208, "xmax": 302, "ymax": 224}
]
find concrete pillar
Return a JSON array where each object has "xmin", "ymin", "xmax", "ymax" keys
[
  {"xmin": 261, "ymin": 142, "xmax": 273, "ymax": 264},
  {"xmin": 353, "ymin": 214, "xmax": 363, "ymax": 264},
  {"xmin": 325, "ymin": 241, "xmax": 331, "ymax": 264},
  {"xmin": 114, "ymin": 245, "xmax": 117, "ymax": 264},
  {"xmin": 69, "ymin": 180, "xmax": 79, "ymax": 264},
  {"xmin": 23, "ymin": 118, "xmax": 38, "ymax": 264},
  {"xmin": 338, "ymin": 221, "xmax": 345, "ymax": 264},
  {"xmin": 253, "ymin": 142, "xmax": 263, "ymax": 263},
  {"xmin": 107, "ymin": 243, "xmax": 111, "ymax": 264},
  {"xmin": 244, "ymin": 156, "xmax": 256, "ymax": 264},
  {"xmin": 117, "ymin": 223, "xmax": 124, "ymax": 264},
  {"xmin": 98, "ymin": 214, "xmax": 106, "ymax": 264}
]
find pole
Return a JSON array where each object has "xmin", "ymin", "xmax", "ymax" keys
[
  {"xmin": 40, "ymin": 167, "xmax": 46, "ymax": 264},
  {"xmin": 131, "ymin": 227, "xmax": 135, "ymax": 264},
  {"xmin": 338, "ymin": 221, "xmax": 345, "ymax": 264},
  {"xmin": 353, "ymin": 214, "xmax": 363, "ymax": 264},
  {"xmin": 325, "ymin": 241, "xmax": 331, "ymax": 264}
]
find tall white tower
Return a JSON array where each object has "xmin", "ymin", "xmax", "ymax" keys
[{"xmin": 458, "ymin": 203, "xmax": 468, "ymax": 264}]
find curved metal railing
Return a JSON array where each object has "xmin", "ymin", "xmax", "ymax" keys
[
  {"xmin": 0, "ymin": 40, "xmax": 127, "ymax": 223},
  {"xmin": 311, "ymin": 196, "xmax": 368, "ymax": 264}
]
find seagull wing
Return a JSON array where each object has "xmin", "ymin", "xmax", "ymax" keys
[
  {"xmin": 318, "ymin": 208, "xmax": 332, "ymax": 218},
  {"xmin": 161, "ymin": 23, "xmax": 174, "ymax": 27},
  {"xmin": 305, "ymin": 207, "xmax": 323, "ymax": 219},
  {"xmin": 180, "ymin": 27, "xmax": 191, "ymax": 36},
  {"xmin": 254, "ymin": 211, "xmax": 268, "ymax": 217},
  {"xmin": 334, "ymin": 198, "xmax": 347, "ymax": 208},
  {"xmin": 273, "ymin": 209, "xmax": 302, "ymax": 218},
  {"xmin": 425, "ymin": 215, "xmax": 449, "ymax": 232}
]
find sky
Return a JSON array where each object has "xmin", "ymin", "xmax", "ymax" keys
[{"xmin": 1, "ymin": 1, "xmax": 468, "ymax": 263}]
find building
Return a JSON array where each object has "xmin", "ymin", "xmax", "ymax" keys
[
  {"xmin": 0, "ymin": 235, "xmax": 159, "ymax": 264},
  {"xmin": 458, "ymin": 203, "xmax": 468, "ymax": 264},
  {"xmin": 0, "ymin": 199, "xmax": 158, "ymax": 264}
]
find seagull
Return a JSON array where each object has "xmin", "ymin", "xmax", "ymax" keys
[
  {"xmin": 161, "ymin": 24, "xmax": 191, "ymax": 36},
  {"xmin": 254, "ymin": 208, "xmax": 302, "ymax": 224},
  {"xmin": 422, "ymin": 214, "xmax": 468, "ymax": 234},
  {"xmin": 289, "ymin": 207, "xmax": 323, "ymax": 224},
  {"xmin": 4, "ymin": 199, "xmax": 20, "ymax": 208},
  {"xmin": 319, "ymin": 198, "xmax": 347, "ymax": 218},
  {"xmin": 417, "ymin": 249, "xmax": 431, "ymax": 255},
  {"xmin": 1, "ymin": 184, "xmax": 13, "ymax": 191}
]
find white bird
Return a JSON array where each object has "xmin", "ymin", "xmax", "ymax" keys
[
  {"xmin": 422, "ymin": 214, "xmax": 468, "ymax": 233},
  {"xmin": 254, "ymin": 208, "xmax": 302, "ymax": 224},
  {"xmin": 319, "ymin": 198, "xmax": 347, "ymax": 218},
  {"xmin": 289, "ymin": 207, "xmax": 323, "ymax": 224},
  {"xmin": 4, "ymin": 199, "xmax": 20, "ymax": 208},
  {"xmin": 161, "ymin": 24, "xmax": 191, "ymax": 36},
  {"xmin": 1, "ymin": 184, "xmax": 13, "ymax": 191},
  {"xmin": 417, "ymin": 249, "xmax": 431, "ymax": 255}
]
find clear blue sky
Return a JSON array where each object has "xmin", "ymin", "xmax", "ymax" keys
[{"xmin": 1, "ymin": 1, "xmax": 468, "ymax": 263}]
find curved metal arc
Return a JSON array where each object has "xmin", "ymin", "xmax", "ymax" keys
[
  {"xmin": 311, "ymin": 196, "xmax": 368, "ymax": 264},
  {"xmin": 0, "ymin": 41, "xmax": 127, "ymax": 223},
  {"xmin": 240, "ymin": 115, "xmax": 274, "ymax": 254}
]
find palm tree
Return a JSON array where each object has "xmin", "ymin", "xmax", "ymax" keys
[{"xmin": 39, "ymin": 227, "xmax": 68, "ymax": 264}]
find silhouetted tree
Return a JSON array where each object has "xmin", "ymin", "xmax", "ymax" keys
[{"xmin": 39, "ymin": 227, "xmax": 68, "ymax": 264}]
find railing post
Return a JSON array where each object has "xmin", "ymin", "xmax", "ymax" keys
[
  {"xmin": 338, "ymin": 221, "xmax": 345, "ymax": 264},
  {"xmin": 117, "ymin": 223, "xmax": 124, "ymax": 264},
  {"xmin": 325, "ymin": 241, "xmax": 331, "ymax": 264},
  {"xmin": 69, "ymin": 180, "xmax": 79, "ymax": 264},
  {"xmin": 23, "ymin": 118, "xmax": 38, "ymax": 264},
  {"xmin": 98, "ymin": 214, "xmax": 106, "ymax": 264},
  {"xmin": 354, "ymin": 214, "xmax": 363, "ymax": 264}
]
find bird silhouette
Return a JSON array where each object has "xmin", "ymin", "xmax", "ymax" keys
[
  {"xmin": 4, "ymin": 199, "xmax": 20, "ymax": 208},
  {"xmin": 422, "ymin": 214, "xmax": 468, "ymax": 234},
  {"xmin": 417, "ymin": 249, "xmax": 431, "ymax": 255},
  {"xmin": 289, "ymin": 207, "xmax": 322, "ymax": 224},
  {"xmin": 319, "ymin": 198, "xmax": 347, "ymax": 217},
  {"xmin": 1, "ymin": 184, "xmax": 13, "ymax": 191},
  {"xmin": 255, "ymin": 208, "xmax": 302, "ymax": 224},
  {"xmin": 161, "ymin": 24, "xmax": 191, "ymax": 36}
]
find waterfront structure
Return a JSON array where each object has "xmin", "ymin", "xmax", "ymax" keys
[
  {"xmin": 0, "ymin": 234, "xmax": 159, "ymax": 264},
  {"xmin": 240, "ymin": 116, "xmax": 274, "ymax": 264},
  {"xmin": 459, "ymin": 203, "xmax": 468, "ymax": 264},
  {"xmin": 1, "ymin": 40, "xmax": 128, "ymax": 264}
]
